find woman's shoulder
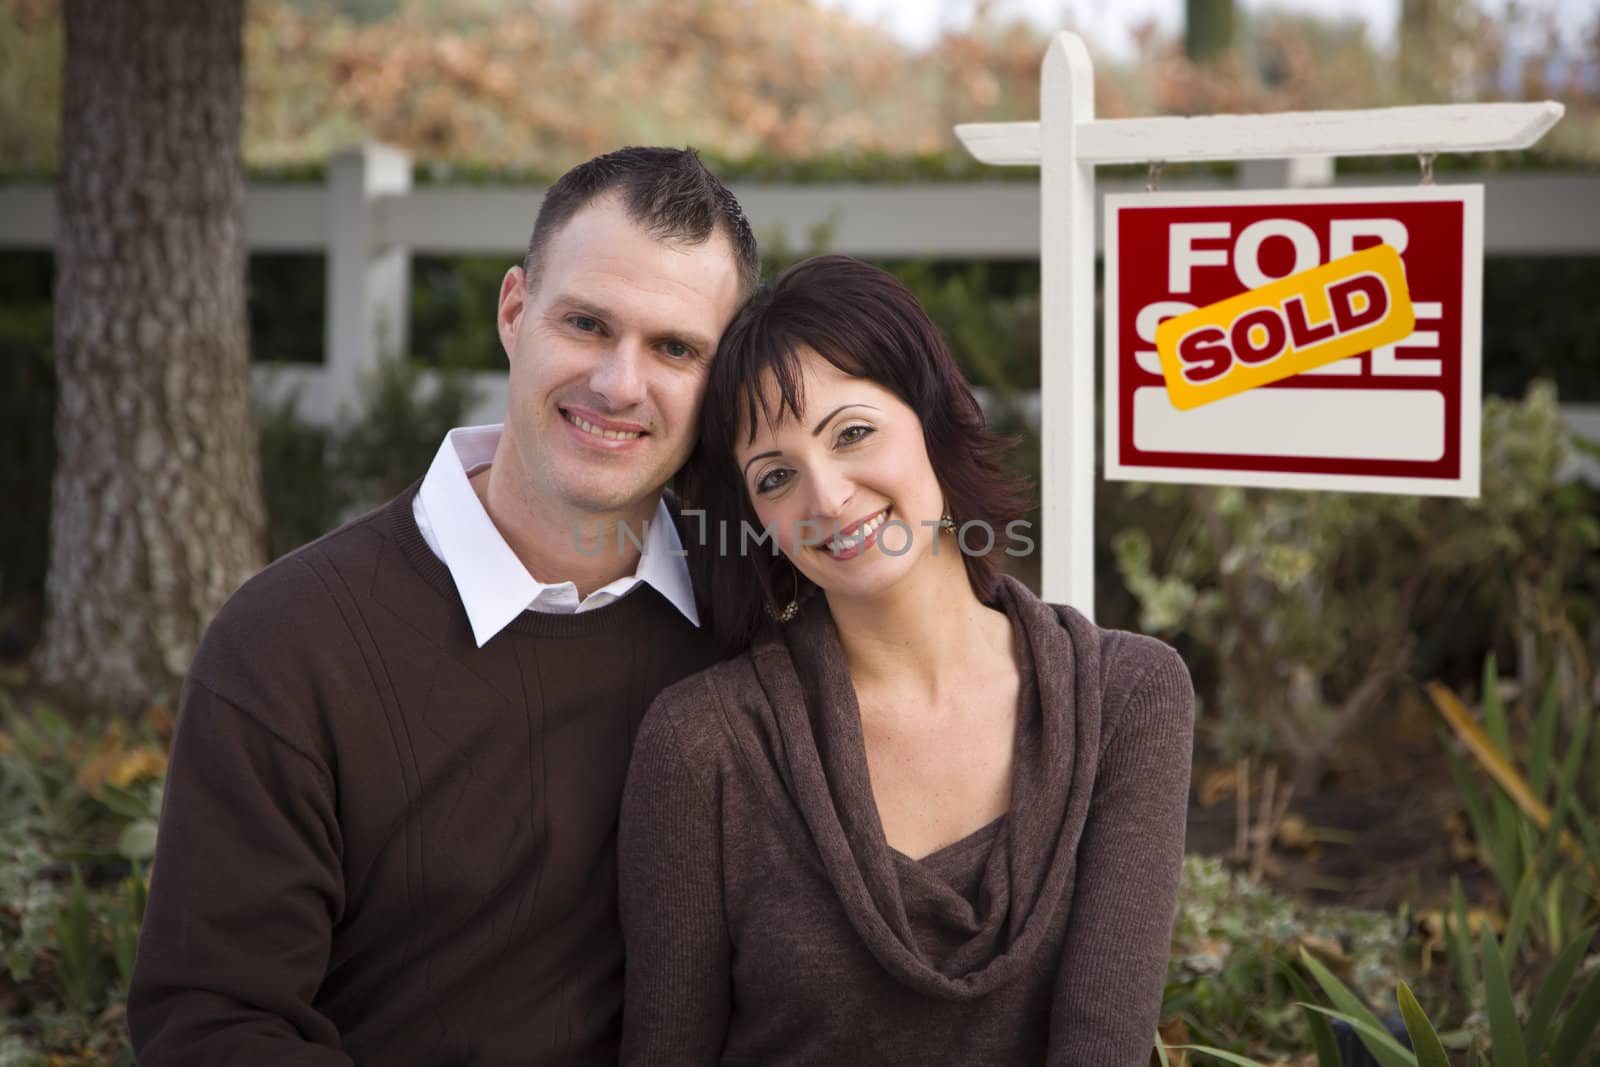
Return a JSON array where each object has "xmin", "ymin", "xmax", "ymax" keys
[
  {"xmin": 1029, "ymin": 589, "xmax": 1193, "ymax": 733},
  {"xmin": 638, "ymin": 648, "xmax": 768, "ymax": 761}
]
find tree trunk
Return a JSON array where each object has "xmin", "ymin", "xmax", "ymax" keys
[
  {"xmin": 36, "ymin": 0, "xmax": 265, "ymax": 713},
  {"xmin": 1185, "ymin": 0, "xmax": 1236, "ymax": 63}
]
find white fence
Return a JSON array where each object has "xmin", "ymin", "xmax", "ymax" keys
[{"xmin": 3, "ymin": 143, "xmax": 1597, "ymax": 472}]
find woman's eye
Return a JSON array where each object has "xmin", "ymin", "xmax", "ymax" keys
[
  {"xmin": 661, "ymin": 340, "xmax": 692, "ymax": 359},
  {"xmin": 837, "ymin": 424, "xmax": 873, "ymax": 446},
  {"xmin": 754, "ymin": 469, "xmax": 791, "ymax": 495}
]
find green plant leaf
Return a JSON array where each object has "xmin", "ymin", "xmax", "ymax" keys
[
  {"xmin": 1280, "ymin": 959, "xmax": 1342, "ymax": 1067},
  {"xmin": 1450, "ymin": 878, "xmax": 1479, "ymax": 1004},
  {"xmin": 1529, "ymin": 674, "xmax": 1560, "ymax": 799},
  {"xmin": 1525, "ymin": 924, "xmax": 1596, "ymax": 1059},
  {"xmin": 1479, "ymin": 925, "xmax": 1529, "ymax": 1067},
  {"xmin": 1481, "ymin": 655, "xmax": 1509, "ymax": 754},
  {"xmin": 1501, "ymin": 863, "xmax": 1540, "ymax": 964},
  {"xmin": 1299, "ymin": 949, "xmax": 1416, "ymax": 1067},
  {"xmin": 117, "ymin": 819, "xmax": 158, "ymax": 862},
  {"xmin": 1299, "ymin": 1005, "xmax": 1418, "ymax": 1067},
  {"xmin": 1448, "ymin": 748, "xmax": 1514, "ymax": 899},
  {"xmin": 56, "ymin": 865, "xmax": 104, "ymax": 1012},
  {"xmin": 1396, "ymin": 981, "xmax": 1451, "ymax": 1067},
  {"xmin": 1171, "ymin": 1045, "xmax": 1274, "ymax": 1067},
  {"xmin": 1546, "ymin": 964, "xmax": 1600, "ymax": 1067}
]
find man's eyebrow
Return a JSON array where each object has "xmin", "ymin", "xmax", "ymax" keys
[
  {"xmin": 548, "ymin": 294, "xmax": 713, "ymax": 354},
  {"xmin": 812, "ymin": 404, "xmax": 880, "ymax": 436},
  {"xmin": 741, "ymin": 450, "xmax": 780, "ymax": 477},
  {"xmin": 548, "ymin": 295, "xmax": 613, "ymax": 322}
]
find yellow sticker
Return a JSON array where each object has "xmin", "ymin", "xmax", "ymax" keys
[{"xmin": 1155, "ymin": 244, "xmax": 1415, "ymax": 411}]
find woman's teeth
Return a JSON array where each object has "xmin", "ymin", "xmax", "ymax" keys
[{"xmin": 827, "ymin": 510, "xmax": 889, "ymax": 554}]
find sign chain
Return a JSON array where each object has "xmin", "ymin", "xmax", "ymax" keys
[
  {"xmin": 1418, "ymin": 152, "xmax": 1437, "ymax": 186},
  {"xmin": 1146, "ymin": 160, "xmax": 1165, "ymax": 192}
]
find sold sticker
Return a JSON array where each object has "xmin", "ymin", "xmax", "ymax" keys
[{"xmin": 1154, "ymin": 244, "xmax": 1415, "ymax": 410}]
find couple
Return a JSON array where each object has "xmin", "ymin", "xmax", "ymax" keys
[{"xmin": 127, "ymin": 146, "xmax": 1193, "ymax": 1066}]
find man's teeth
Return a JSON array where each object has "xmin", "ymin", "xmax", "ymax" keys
[
  {"xmin": 828, "ymin": 510, "xmax": 888, "ymax": 553},
  {"xmin": 568, "ymin": 412, "xmax": 642, "ymax": 440}
]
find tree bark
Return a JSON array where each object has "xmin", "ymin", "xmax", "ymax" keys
[{"xmin": 37, "ymin": 0, "xmax": 265, "ymax": 713}]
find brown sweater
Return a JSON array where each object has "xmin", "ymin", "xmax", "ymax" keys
[
  {"xmin": 618, "ymin": 576, "xmax": 1194, "ymax": 1066},
  {"xmin": 128, "ymin": 485, "xmax": 719, "ymax": 1066}
]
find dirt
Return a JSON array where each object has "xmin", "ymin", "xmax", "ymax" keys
[{"xmin": 1184, "ymin": 692, "xmax": 1504, "ymax": 916}]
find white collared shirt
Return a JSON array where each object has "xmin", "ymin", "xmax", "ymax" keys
[{"xmin": 412, "ymin": 424, "xmax": 699, "ymax": 647}]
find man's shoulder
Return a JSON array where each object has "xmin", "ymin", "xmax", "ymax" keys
[
  {"xmin": 224, "ymin": 498, "xmax": 396, "ymax": 625},
  {"xmin": 189, "ymin": 492, "xmax": 417, "ymax": 694}
]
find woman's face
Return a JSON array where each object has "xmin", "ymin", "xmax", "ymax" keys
[{"xmin": 733, "ymin": 347, "xmax": 946, "ymax": 603}]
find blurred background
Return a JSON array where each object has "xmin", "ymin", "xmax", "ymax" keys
[{"xmin": 1, "ymin": 0, "xmax": 1597, "ymax": 1063}]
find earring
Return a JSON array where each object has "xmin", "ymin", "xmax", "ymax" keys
[
  {"xmin": 939, "ymin": 506, "xmax": 956, "ymax": 533},
  {"xmin": 765, "ymin": 568, "xmax": 801, "ymax": 623}
]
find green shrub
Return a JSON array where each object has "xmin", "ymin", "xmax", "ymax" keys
[
  {"xmin": 1112, "ymin": 382, "xmax": 1600, "ymax": 779},
  {"xmin": 0, "ymin": 694, "xmax": 161, "ymax": 1066},
  {"xmin": 259, "ymin": 355, "xmax": 481, "ymax": 557},
  {"xmin": 1163, "ymin": 854, "xmax": 1407, "ymax": 1061},
  {"xmin": 1428, "ymin": 652, "xmax": 1600, "ymax": 967}
]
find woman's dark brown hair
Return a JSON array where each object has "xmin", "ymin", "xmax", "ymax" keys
[{"xmin": 682, "ymin": 254, "xmax": 1033, "ymax": 654}]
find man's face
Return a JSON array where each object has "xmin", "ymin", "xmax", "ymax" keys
[{"xmin": 496, "ymin": 194, "xmax": 745, "ymax": 522}]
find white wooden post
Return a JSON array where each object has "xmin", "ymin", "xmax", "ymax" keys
[
  {"xmin": 1039, "ymin": 34, "xmax": 1098, "ymax": 617},
  {"xmin": 955, "ymin": 32, "xmax": 1564, "ymax": 618},
  {"xmin": 325, "ymin": 143, "xmax": 411, "ymax": 422}
]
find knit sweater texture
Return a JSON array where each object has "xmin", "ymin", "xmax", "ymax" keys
[
  {"xmin": 128, "ymin": 485, "xmax": 720, "ymax": 1066},
  {"xmin": 618, "ymin": 575, "xmax": 1194, "ymax": 1066}
]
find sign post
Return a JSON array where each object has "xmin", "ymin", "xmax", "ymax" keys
[{"xmin": 955, "ymin": 33, "xmax": 1563, "ymax": 617}]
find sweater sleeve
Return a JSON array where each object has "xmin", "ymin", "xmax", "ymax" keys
[
  {"xmin": 1049, "ymin": 640, "xmax": 1194, "ymax": 1067},
  {"xmin": 127, "ymin": 675, "xmax": 352, "ymax": 1067},
  {"xmin": 618, "ymin": 690, "xmax": 733, "ymax": 1066}
]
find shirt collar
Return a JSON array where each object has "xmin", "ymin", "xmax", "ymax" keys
[{"xmin": 416, "ymin": 424, "xmax": 699, "ymax": 647}]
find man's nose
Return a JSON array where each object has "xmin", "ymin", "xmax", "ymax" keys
[{"xmin": 588, "ymin": 339, "xmax": 646, "ymax": 411}]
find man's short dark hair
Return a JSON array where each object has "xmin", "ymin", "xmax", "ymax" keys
[
  {"xmin": 683, "ymin": 254, "xmax": 1034, "ymax": 653},
  {"xmin": 524, "ymin": 146, "xmax": 759, "ymax": 296}
]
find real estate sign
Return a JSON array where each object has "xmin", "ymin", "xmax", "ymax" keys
[{"xmin": 1105, "ymin": 186, "xmax": 1484, "ymax": 496}]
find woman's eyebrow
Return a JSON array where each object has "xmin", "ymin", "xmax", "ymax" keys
[
  {"xmin": 741, "ymin": 450, "xmax": 780, "ymax": 477},
  {"xmin": 811, "ymin": 404, "xmax": 881, "ymax": 436}
]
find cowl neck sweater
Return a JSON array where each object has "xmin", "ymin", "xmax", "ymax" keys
[
  {"xmin": 619, "ymin": 574, "xmax": 1195, "ymax": 1066},
  {"xmin": 755, "ymin": 574, "xmax": 1098, "ymax": 1000}
]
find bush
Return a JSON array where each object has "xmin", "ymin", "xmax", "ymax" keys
[
  {"xmin": 259, "ymin": 355, "xmax": 482, "ymax": 558},
  {"xmin": 0, "ymin": 695, "xmax": 164, "ymax": 1066},
  {"xmin": 1112, "ymin": 382, "xmax": 1600, "ymax": 780}
]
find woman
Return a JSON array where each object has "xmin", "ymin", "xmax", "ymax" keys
[{"xmin": 618, "ymin": 255, "xmax": 1193, "ymax": 1065}]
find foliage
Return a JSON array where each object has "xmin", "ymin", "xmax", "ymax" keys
[
  {"xmin": 1428, "ymin": 653, "xmax": 1600, "ymax": 964},
  {"xmin": 0, "ymin": 692, "xmax": 163, "ymax": 1066},
  {"xmin": 1170, "ymin": 934, "xmax": 1600, "ymax": 1066},
  {"xmin": 1112, "ymin": 382, "xmax": 1600, "ymax": 779},
  {"xmin": 4, "ymin": 0, "xmax": 1599, "ymax": 175},
  {"xmin": 1163, "ymin": 854, "xmax": 1407, "ymax": 1061},
  {"xmin": 259, "ymin": 354, "xmax": 482, "ymax": 557}
]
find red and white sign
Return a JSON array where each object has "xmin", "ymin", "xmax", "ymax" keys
[{"xmin": 1105, "ymin": 186, "xmax": 1483, "ymax": 496}]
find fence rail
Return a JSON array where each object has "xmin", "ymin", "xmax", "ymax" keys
[{"xmin": 3, "ymin": 144, "xmax": 1596, "ymax": 479}]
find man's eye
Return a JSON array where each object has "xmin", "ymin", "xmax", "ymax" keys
[
  {"xmin": 570, "ymin": 315, "xmax": 600, "ymax": 333},
  {"xmin": 661, "ymin": 340, "xmax": 692, "ymax": 360},
  {"xmin": 837, "ymin": 424, "xmax": 873, "ymax": 446},
  {"xmin": 755, "ymin": 469, "xmax": 791, "ymax": 495}
]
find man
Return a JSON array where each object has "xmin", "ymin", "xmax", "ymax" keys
[{"xmin": 128, "ymin": 147, "xmax": 759, "ymax": 1065}]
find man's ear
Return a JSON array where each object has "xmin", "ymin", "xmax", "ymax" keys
[{"xmin": 498, "ymin": 265, "xmax": 528, "ymax": 361}]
